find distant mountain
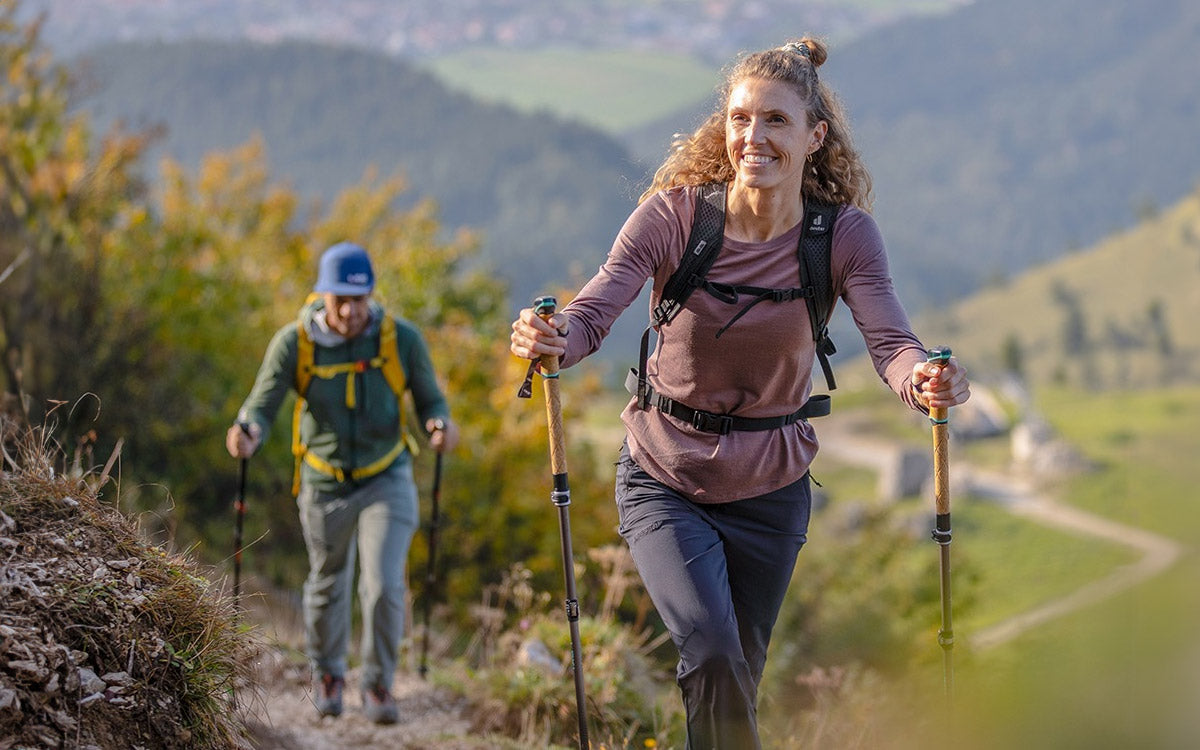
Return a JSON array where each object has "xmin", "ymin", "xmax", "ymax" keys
[
  {"xmin": 637, "ymin": 0, "xmax": 1200, "ymax": 313},
  {"xmin": 73, "ymin": 40, "xmax": 643, "ymax": 315}
]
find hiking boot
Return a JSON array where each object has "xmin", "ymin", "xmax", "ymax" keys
[
  {"xmin": 362, "ymin": 683, "xmax": 398, "ymax": 725},
  {"xmin": 313, "ymin": 673, "xmax": 344, "ymax": 718}
]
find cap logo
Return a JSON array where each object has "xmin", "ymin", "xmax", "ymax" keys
[{"xmin": 346, "ymin": 272, "xmax": 370, "ymax": 284}]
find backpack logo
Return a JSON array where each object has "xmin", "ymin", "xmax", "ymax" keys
[{"xmin": 808, "ymin": 214, "xmax": 828, "ymax": 234}]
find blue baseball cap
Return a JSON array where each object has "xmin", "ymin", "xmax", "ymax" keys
[{"xmin": 314, "ymin": 242, "xmax": 375, "ymax": 295}]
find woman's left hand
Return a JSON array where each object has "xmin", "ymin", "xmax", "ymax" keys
[{"xmin": 912, "ymin": 357, "xmax": 971, "ymax": 410}]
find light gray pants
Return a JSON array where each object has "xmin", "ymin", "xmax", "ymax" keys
[{"xmin": 296, "ymin": 461, "xmax": 419, "ymax": 690}]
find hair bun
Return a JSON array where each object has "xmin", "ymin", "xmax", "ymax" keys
[{"xmin": 781, "ymin": 41, "xmax": 811, "ymax": 59}]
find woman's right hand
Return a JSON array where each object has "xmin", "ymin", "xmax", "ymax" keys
[{"xmin": 510, "ymin": 307, "xmax": 569, "ymax": 360}]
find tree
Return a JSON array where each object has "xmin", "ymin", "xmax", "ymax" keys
[{"xmin": 0, "ymin": 1, "xmax": 150, "ymax": 444}]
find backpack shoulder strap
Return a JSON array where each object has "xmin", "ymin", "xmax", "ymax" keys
[
  {"xmin": 294, "ymin": 292, "xmax": 322, "ymax": 397},
  {"xmin": 635, "ymin": 182, "xmax": 728, "ymax": 408},
  {"xmin": 798, "ymin": 200, "xmax": 840, "ymax": 391},
  {"xmin": 651, "ymin": 182, "xmax": 727, "ymax": 326},
  {"xmin": 376, "ymin": 312, "xmax": 419, "ymax": 458},
  {"xmin": 377, "ymin": 313, "xmax": 407, "ymax": 397}
]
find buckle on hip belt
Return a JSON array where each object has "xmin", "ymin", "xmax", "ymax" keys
[{"xmin": 691, "ymin": 410, "xmax": 733, "ymax": 435}]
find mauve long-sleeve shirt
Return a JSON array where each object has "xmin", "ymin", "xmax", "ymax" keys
[{"xmin": 559, "ymin": 184, "xmax": 928, "ymax": 503}]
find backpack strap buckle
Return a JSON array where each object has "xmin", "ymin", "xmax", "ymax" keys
[{"xmin": 691, "ymin": 410, "xmax": 733, "ymax": 435}]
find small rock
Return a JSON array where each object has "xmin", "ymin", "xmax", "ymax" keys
[
  {"xmin": 0, "ymin": 686, "xmax": 19, "ymax": 711},
  {"xmin": 78, "ymin": 692, "xmax": 105, "ymax": 706},
  {"xmin": 8, "ymin": 658, "xmax": 48, "ymax": 681},
  {"xmin": 515, "ymin": 638, "xmax": 563, "ymax": 676},
  {"xmin": 77, "ymin": 667, "xmax": 106, "ymax": 695}
]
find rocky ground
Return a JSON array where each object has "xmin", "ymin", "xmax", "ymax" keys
[
  {"xmin": 242, "ymin": 655, "xmax": 491, "ymax": 750},
  {"xmin": 235, "ymin": 595, "xmax": 508, "ymax": 750}
]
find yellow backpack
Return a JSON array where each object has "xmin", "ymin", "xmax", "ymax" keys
[{"xmin": 290, "ymin": 298, "xmax": 417, "ymax": 494}]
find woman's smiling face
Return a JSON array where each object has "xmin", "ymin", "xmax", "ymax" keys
[{"xmin": 726, "ymin": 76, "xmax": 825, "ymax": 193}]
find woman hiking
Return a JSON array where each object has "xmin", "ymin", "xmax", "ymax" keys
[{"xmin": 510, "ymin": 37, "xmax": 971, "ymax": 748}]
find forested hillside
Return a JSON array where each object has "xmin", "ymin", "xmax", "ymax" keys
[
  {"xmin": 837, "ymin": 0, "xmax": 1200, "ymax": 308},
  {"xmin": 74, "ymin": 40, "xmax": 643, "ymax": 313}
]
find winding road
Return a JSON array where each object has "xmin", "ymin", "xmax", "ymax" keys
[{"xmin": 816, "ymin": 420, "xmax": 1184, "ymax": 651}]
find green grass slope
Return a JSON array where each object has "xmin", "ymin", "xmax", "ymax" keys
[{"xmin": 915, "ymin": 186, "xmax": 1200, "ymax": 390}]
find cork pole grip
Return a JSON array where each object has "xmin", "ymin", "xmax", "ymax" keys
[
  {"xmin": 932, "ymin": 417, "xmax": 950, "ymax": 515},
  {"xmin": 535, "ymin": 297, "xmax": 569, "ymax": 476},
  {"xmin": 926, "ymin": 346, "xmax": 953, "ymax": 517},
  {"xmin": 540, "ymin": 351, "xmax": 568, "ymax": 475}
]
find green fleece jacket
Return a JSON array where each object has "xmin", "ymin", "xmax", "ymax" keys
[{"xmin": 237, "ymin": 299, "xmax": 449, "ymax": 493}]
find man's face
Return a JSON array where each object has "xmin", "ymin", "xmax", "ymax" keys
[{"xmin": 323, "ymin": 293, "xmax": 371, "ymax": 338}]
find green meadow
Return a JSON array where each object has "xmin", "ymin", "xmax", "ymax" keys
[{"xmin": 423, "ymin": 47, "xmax": 717, "ymax": 134}]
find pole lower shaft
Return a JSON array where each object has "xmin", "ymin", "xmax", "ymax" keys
[{"xmin": 533, "ymin": 298, "xmax": 589, "ymax": 749}]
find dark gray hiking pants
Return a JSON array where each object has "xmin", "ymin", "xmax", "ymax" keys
[{"xmin": 615, "ymin": 442, "xmax": 811, "ymax": 750}]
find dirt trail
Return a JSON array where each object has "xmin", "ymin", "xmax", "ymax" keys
[
  {"xmin": 242, "ymin": 658, "xmax": 487, "ymax": 749},
  {"xmin": 236, "ymin": 597, "xmax": 494, "ymax": 749},
  {"xmin": 963, "ymin": 467, "xmax": 1183, "ymax": 649}
]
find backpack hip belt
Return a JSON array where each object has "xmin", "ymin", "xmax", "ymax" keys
[
  {"xmin": 624, "ymin": 369, "xmax": 830, "ymax": 435},
  {"xmin": 298, "ymin": 436, "xmax": 411, "ymax": 484}
]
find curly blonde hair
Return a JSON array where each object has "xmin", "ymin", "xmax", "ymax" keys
[{"xmin": 641, "ymin": 37, "xmax": 873, "ymax": 211}]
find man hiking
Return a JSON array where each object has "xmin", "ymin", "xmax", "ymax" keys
[{"xmin": 226, "ymin": 241, "xmax": 459, "ymax": 724}]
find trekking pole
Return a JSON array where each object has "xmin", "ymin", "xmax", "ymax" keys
[
  {"xmin": 232, "ymin": 422, "xmax": 252, "ymax": 616},
  {"xmin": 518, "ymin": 295, "xmax": 590, "ymax": 749},
  {"xmin": 926, "ymin": 347, "xmax": 955, "ymax": 703},
  {"xmin": 418, "ymin": 419, "xmax": 446, "ymax": 680}
]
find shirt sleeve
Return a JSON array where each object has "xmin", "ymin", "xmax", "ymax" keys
[
  {"xmin": 236, "ymin": 324, "xmax": 299, "ymax": 447},
  {"xmin": 396, "ymin": 318, "xmax": 450, "ymax": 428},
  {"xmin": 834, "ymin": 208, "xmax": 928, "ymax": 410},
  {"xmin": 559, "ymin": 190, "xmax": 686, "ymax": 369}
]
